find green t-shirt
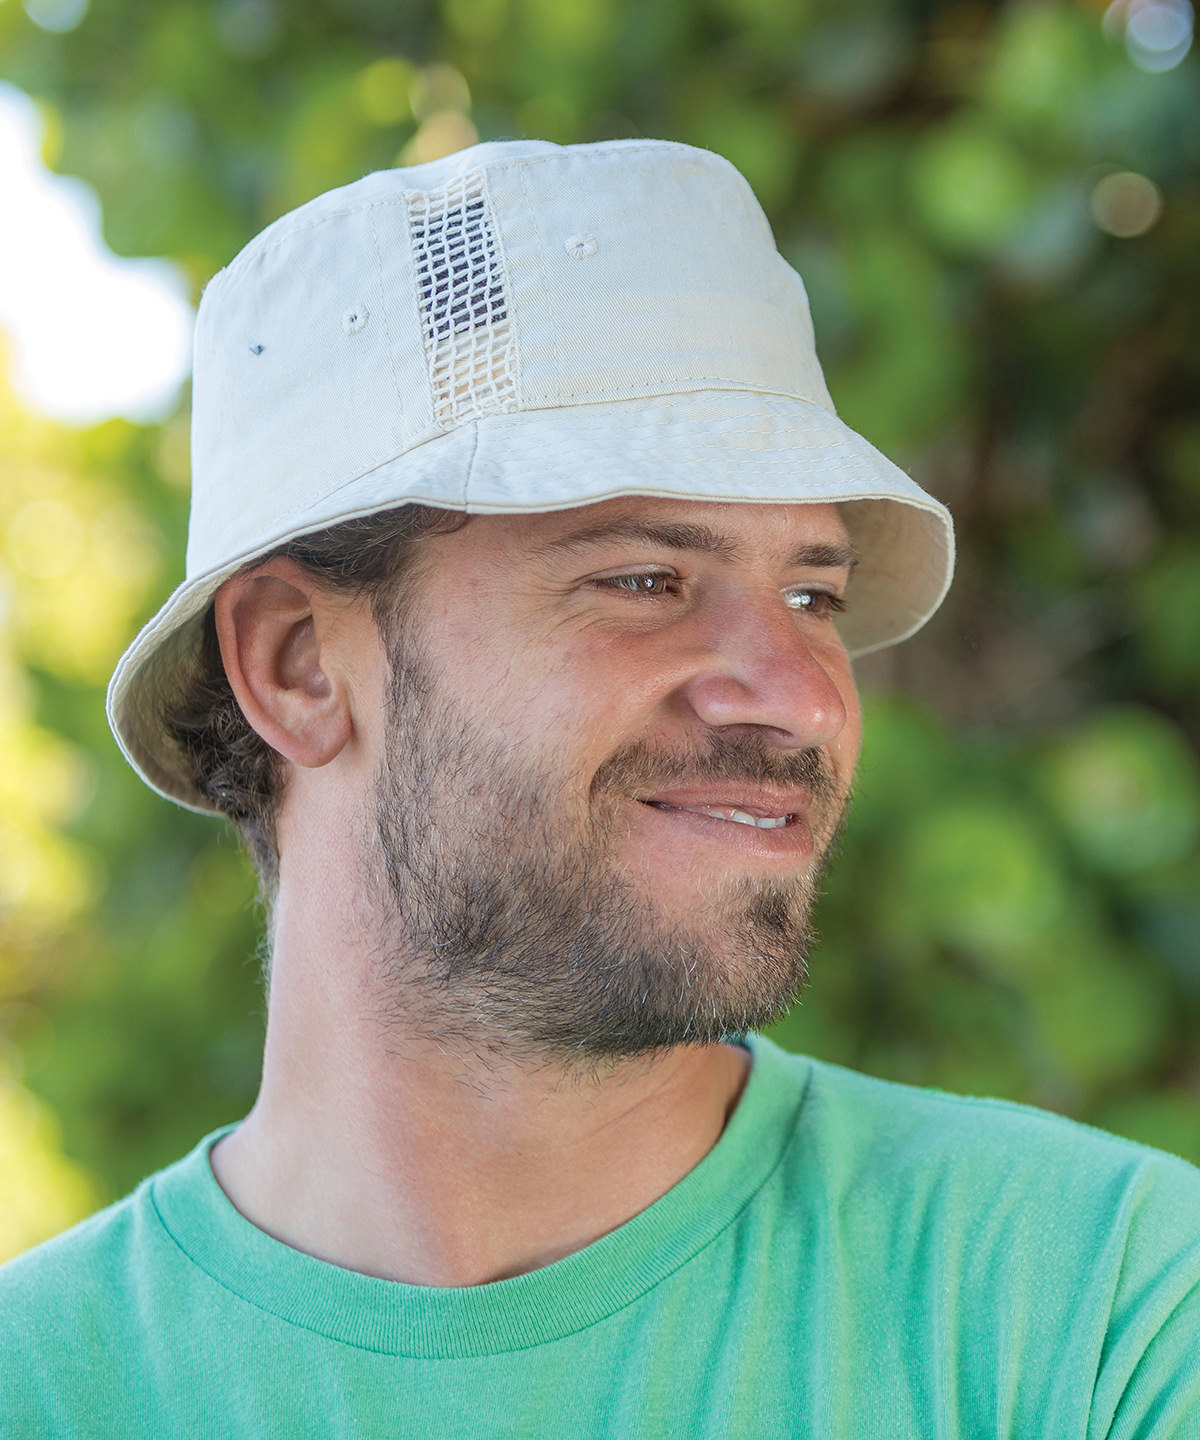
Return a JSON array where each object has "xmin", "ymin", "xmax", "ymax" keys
[{"xmin": 3, "ymin": 1034, "xmax": 1199, "ymax": 1437}]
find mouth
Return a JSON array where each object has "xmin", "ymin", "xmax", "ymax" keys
[
  {"xmin": 620, "ymin": 786, "xmax": 819, "ymax": 867},
  {"xmin": 627, "ymin": 791, "xmax": 817, "ymax": 867},
  {"xmin": 640, "ymin": 801, "xmax": 795, "ymax": 831},
  {"xmin": 635, "ymin": 784, "xmax": 812, "ymax": 831}
]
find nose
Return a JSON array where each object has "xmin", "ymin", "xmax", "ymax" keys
[{"xmin": 674, "ymin": 586, "xmax": 851, "ymax": 750}]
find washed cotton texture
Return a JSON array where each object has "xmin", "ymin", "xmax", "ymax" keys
[{"xmin": 4, "ymin": 1034, "xmax": 1199, "ymax": 1437}]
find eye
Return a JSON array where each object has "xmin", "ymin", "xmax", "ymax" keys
[
  {"xmin": 782, "ymin": 588, "xmax": 847, "ymax": 619},
  {"xmin": 591, "ymin": 571, "xmax": 680, "ymax": 597}
]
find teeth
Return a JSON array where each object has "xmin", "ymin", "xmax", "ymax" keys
[{"xmin": 654, "ymin": 803, "xmax": 790, "ymax": 829}]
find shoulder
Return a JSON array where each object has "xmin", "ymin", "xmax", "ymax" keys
[
  {"xmin": 0, "ymin": 1179, "xmax": 161, "ymax": 1344},
  {"xmin": 0, "ymin": 1137, "xmax": 220, "ymax": 1435},
  {"xmin": 0, "ymin": 1128, "xmax": 230, "ymax": 1336},
  {"xmin": 0, "ymin": 1188, "xmax": 149, "ymax": 1432},
  {"xmin": 750, "ymin": 1043, "xmax": 1200, "ymax": 1427},
  {"xmin": 749, "ymin": 1037, "xmax": 1200, "ymax": 1283},
  {"xmin": 786, "ymin": 1049, "xmax": 1200, "ymax": 1309},
  {"xmin": 800, "ymin": 1052, "xmax": 1200, "ymax": 1192},
  {"xmin": 806, "ymin": 1058, "xmax": 1200, "ymax": 1421}
]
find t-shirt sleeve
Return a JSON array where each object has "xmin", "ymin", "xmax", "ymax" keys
[{"xmin": 1088, "ymin": 1154, "xmax": 1200, "ymax": 1439}]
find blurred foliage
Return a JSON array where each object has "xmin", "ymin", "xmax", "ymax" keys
[{"xmin": 1, "ymin": 0, "xmax": 1198, "ymax": 1251}]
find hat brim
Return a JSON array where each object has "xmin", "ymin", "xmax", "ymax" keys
[{"xmin": 108, "ymin": 390, "xmax": 954, "ymax": 813}]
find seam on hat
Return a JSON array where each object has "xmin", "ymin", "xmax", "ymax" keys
[
  {"xmin": 462, "ymin": 419, "xmax": 480, "ymax": 507},
  {"xmin": 526, "ymin": 377, "xmax": 824, "ymax": 407}
]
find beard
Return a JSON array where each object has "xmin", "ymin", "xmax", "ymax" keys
[{"xmin": 364, "ymin": 631, "xmax": 850, "ymax": 1068}]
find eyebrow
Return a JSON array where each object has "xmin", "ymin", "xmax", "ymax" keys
[{"xmin": 533, "ymin": 518, "xmax": 860, "ymax": 571}]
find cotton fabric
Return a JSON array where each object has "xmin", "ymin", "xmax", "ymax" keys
[{"xmin": 3, "ymin": 1034, "xmax": 1199, "ymax": 1437}]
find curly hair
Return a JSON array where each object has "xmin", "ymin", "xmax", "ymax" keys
[{"xmin": 162, "ymin": 504, "xmax": 467, "ymax": 896}]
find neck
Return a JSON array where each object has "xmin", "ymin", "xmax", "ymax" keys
[{"xmin": 211, "ymin": 875, "xmax": 751, "ymax": 1288}]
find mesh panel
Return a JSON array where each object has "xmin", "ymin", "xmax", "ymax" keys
[{"xmin": 409, "ymin": 172, "xmax": 518, "ymax": 428}]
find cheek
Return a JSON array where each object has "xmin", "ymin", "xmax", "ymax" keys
[
  {"xmin": 511, "ymin": 636, "xmax": 680, "ymax": 785},
  {"xmin": 541, "ymin": 628, "xmax": 684, "ymax": 721},
  {"xmin": 418, "ymin": 610, "xmax": 623, "ymax": 766},
  {"xmin": 828, "ymin": 667, "xmax": 862, "ymax": 780}
]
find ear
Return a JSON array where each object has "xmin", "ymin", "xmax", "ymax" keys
[{"xmin": 213, "ymin": 559, "xmax": 354, "ymax": 770}]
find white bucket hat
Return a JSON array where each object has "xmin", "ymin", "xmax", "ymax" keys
[{"xmin": 107, "ymin": 137, "xmax": 954, "ymax": 813}]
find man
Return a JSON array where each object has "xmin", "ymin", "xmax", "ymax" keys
[{"xmin": 2, "ymin": 139, "xmax": 1198, "ymax": 1436}]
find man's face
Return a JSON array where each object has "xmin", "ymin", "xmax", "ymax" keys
[{"xmin": 360, "ymin": 497, "xmax": 862, "ymax": 1063}]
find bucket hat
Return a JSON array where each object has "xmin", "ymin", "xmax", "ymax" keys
[{"xmin": 107, "ymin": 137, "xmax": 955, "ymax": 813}]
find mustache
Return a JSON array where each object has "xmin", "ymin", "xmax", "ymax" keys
[{"xmin": 590, "ymin": 731, "xmax": 841, "ymax": 804}]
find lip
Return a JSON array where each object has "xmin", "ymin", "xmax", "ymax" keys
[
  {"xmin": 625, "ymin": 794, "xmax": 816, "ymax": 863},
  {"xmin": 636, "ymin": 786, "xmax": 812, "ymax": 821}
]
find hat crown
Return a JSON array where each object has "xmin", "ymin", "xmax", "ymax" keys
[{"xmin": 188, "ymin": 139, "xmax": 834, "ymax": 576}]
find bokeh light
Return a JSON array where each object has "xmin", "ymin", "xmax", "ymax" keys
[
  {"xmin": 1090, "ymin": 170, "xmax": 1164, "ymax": 236},
  {"xmin": 22, "ymin": 0, "xmax": 87, "ymax": 35},
  {"xmin": 1104, "ymin": 0, "xmax": 1195, "ymax": 72},
  {"xmin": 0, "ymin": 84, "xmax": 193, "ymax": 425},
  {"xmin": 401, "ymin": 64, "xmax": 478, "ymax": 165}
]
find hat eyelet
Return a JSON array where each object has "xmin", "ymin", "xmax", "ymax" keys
[
  {"xmin": 565, "ymin": 235, "xmax": 598, "ymax": 260},
  {"xmin": 343, "ymin": 306, "xmax": 370, "ymax": 334}
]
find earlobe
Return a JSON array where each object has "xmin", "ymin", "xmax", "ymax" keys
[{"xmin": 214, "ymin": 562, "xmax": 353, "ymax": 770}]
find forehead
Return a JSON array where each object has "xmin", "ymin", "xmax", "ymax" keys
[{"xmin": 474, "ymin": 497, "xmax": 854, "ymax": 563}]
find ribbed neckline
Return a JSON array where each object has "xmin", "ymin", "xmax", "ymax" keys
[{"xmin": 150, "ymin": 1033, "xmax": 810, "ymax": 1358}]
